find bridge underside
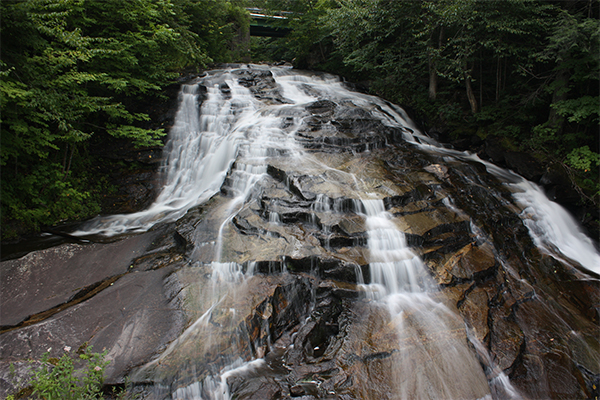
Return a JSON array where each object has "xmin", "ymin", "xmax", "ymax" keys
[{"xmin": 250, "ymin": 24, "xmax": 291, "ymax": 38}]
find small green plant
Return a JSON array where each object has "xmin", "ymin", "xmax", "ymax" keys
[
  {"xmin": 29, "ymin": 345, "xmax": 109, "ymax": 400},
  {"xmin": 566, "ymin": 146, "xmax": 600, "ymax": 172}
]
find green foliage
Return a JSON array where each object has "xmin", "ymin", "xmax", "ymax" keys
[
  {"xmin": 251, "ymin": 0, "xmax": 341, "ymax": 70},
  {"xmin": 566, "ymin": 146, "xmax": 600, "ymax": 172},
  {"xmin": 0, "ymin": 0, "xmax": 251, "ymax": 237},
  {"xmin": 3, "ymin": 0, "xmax": 597, "ymax": 233},
  {"xmin": 171, "ymin": 0, "xmax": 251, "ymax": 63},
  {"xmin": 107, "ymin": 125, "xmax": 166, "ymax": 148},
  {"xmin": 250, "ymin": 0, "xmax": 598, "ymax": 204},
  {"xmin": 566, "ymin": 146, "xmax": 600, "ymax": 200},
  {"xmin": 551, "ymin": 96, "xmax": 599, "ymax": 124},
  {"xmin": 3, "ymin": 162, "xmax": 103, "ymax": 229},
  {"xmin": 30, "ymin": 346, "xmax": 108, "ymax": 400},
  {"xmin": 537, "ymin": 8, "xmax": 599, "ymax": 128}
]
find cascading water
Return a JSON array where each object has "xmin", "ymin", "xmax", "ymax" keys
[
  {"xmin": 360, "ymin": 199, "xmax": 430, "ymax": 296},
  {"xmin": 73, "ymin": 72, "xmax": 258, "ymax": 237},
  {"xmin": 358, "ymin": 198, "xmax": 497, "ymax": 399},
  {"xmin": 68, "ymin": 65, "xmax": 598, "ymax": 399},
  {"xmin": 511, "ymin": 179, "xmax": 600, "ymax": 274},
  {"xmin": 76, "ymin": 64, "xmax": 600, "ymax": 278},
  {"xmin": 399, "ymin": 138, "xmax": 600, "ymax": 276}
]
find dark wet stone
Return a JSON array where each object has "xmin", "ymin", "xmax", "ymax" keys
[
  {"xmin": 306, "ymin": 100, "xmax": 337, "ymax": 115},
  {"xmin": 228, "ymin": 376, "xmax": 283, "ymax": 399},
  {"xmin": 0, "ymin": 223, "xmax": 189, "ymax": 397},
  {"xmin": 503, "ymin": 151, "xmax": 544, "ymax": 182},
  {"xmin": 0, "ymin": 264, "xmax": 185, "ymax": 384},
  {"xmin": 0, "ymin": 231, "xmax": 160, "ymax": 328},
  {"xmin": 234, "ymin": 68, "xmax": 286, "ymax": 104},
  {"xmin": 489, "ymin": 306, "xmax": 524, "ymax": 371},
  {"xmin": 100, "ymin": 166, "xmax": 161, "ymax": 215},
  {"xmin": 483, "ymin": 138, "xmax": 543, "ymax": 182},
  {"xmin": 458, "ymin": 287, "xmax": 490, "ymax": 342},
  {"xmin": 540, "ymin": 162, "xmax": 581, "ymax": 205}
]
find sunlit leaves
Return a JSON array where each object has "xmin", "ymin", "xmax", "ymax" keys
[
  {"xmin": 107, "ymin": 125, "xmax": 167, "ymax": 147},
  {"xmin": 567, "ymin": 146, "xmax": 600, "ymax": 171}
]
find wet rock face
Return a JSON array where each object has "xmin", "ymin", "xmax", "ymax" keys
[
  {"xmin": 1, "ymin": 66, "xmax": 598, "ymax": 400},
  {"xmin": 234, "ymin": 68, "xmax": 285, "ymax": 104},
  {"xmin": 169, "ymin": 70, "xmax": 597, "ymax": 398},
  {"xmin": 0, "ymin": 226, "xmax": 187, "ymax": 397}
]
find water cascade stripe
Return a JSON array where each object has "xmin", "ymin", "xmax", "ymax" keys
[{"xmin": 358, "ymin": 198, "xmax": 495, "ymax": 399}]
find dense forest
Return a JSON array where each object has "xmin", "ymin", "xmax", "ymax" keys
[{"xmin": 1, "ymin": 0, "xmax": 598, "ymax": 240}]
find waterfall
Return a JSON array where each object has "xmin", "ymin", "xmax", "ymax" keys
[
  {"xmin": 511, "ymin": 179, "xmax": 600, "ymax": 274},
  {"xmin": 72, "ymin": 73, "xmax": 257, "ymax": 236},
  {"xmin": 392, "ymin": 133, "xmax": 600, "ymax": 276},
  {"xmin": 73, "ymin": 64, "xmax": 599, "ymax": 278},
  {"xmin": 360, "ymin": 199, "xmax": 431, "ymax": 296},
  {"xmin": 68, "ymin": 65, "xmax": 598, "ymax": 399},
  {"xmin": 359, "ymin": 198, "xmax": 500, "ymax": 399}
]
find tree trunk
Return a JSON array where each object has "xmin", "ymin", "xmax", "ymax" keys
[
  {"xmin": 428, "ymin": 26, "xmax": 444, "ymax": 101},
  {"xmin": 479, "ymin": 58, "xmax": 483, "ymax": 108},
  {"xmin": 548, "ymin": 67, "xmax": 569, "ymax": 134},
  {"xmin": 62, "ymin": 145, "xmax": 75, "ymax": 181},
  {"xmin": 428, "ymin": 57, "xmax": 437, "ymax": 101},
  {"xmin": 503, "ymin": 57, "xmax": 507, "ymax": 92},
  {"xmin": 62, "ymin": 144, "xmax": 69, "ymax": 173},
  {"xmin": 465, "ymin": 71, "xmax": 478, "ymax": 113},
  {"xmin": 496, "ymin": 57, "xmax": 501, "ymax": 103}
]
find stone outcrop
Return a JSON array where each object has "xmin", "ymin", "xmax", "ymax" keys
[{"xmin": 1, "ymin": 66, "xmax": 598, "ymax": 400}]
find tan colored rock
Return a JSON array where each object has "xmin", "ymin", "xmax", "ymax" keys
[
  {"xmin": 424, "ymin": 164, "xmax": 449, "ymax": 180},
  {"xmin": 436, "ymin": 282, "xmax": 473, "ymax": 306},
  {"xmin": 451, "ymin": 242, "xmax": 496, "ymax": 279},
  {"xmin": 490, "ymin": 306, "xmax": 524, "ymax": 371},
  {"xmin": 399, "ymin": 208, "xmax": 467, "ymax": 236},
  {"xmin": 459, "ymin": 287, "xmax": 491, "ymax": 342}
]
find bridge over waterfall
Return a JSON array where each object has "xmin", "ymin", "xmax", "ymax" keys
[{"xmin": 248, "ymin": 8, "xmax": 292, "ymax": 37}]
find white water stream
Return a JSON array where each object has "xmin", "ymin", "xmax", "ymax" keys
[
  {"xmin": 74, "ymin": 65, "xmax": 600, "ymax": 279},
  {"xmin": 358, "ymin": 198, "xmax": 507, "ymax": 399},
  {"xmin": 404, "ymin": 141, "xmax": 600, "ymax": 276},
  {"xmin": 74, "ymin": 65, "xmax": 598, "ymax": 398},
  {"xmin": 74, "ymin": 72, "xmax": 260, "ymax": 236}
]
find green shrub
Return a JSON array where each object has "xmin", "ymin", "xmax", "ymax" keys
[{"xmin": 29, "ymin": 346, "xmax": 108, "ymax": 400}]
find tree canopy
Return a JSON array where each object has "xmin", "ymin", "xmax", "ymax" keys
[
  {"xmin": 253, "ymin": 0, "xmax": 599, "ymax": 206},
  {"xmin": 1, "ymin": 0, "xmax": 249, "ymax": 237},
  {"xmin": 2, "ymin": 0, "xmax": 598, "ymax": 238}
]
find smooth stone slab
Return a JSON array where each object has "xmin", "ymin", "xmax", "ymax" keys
[{"xmin": 1, "ymin": 231, "xmax": 159, "ymax": 327}]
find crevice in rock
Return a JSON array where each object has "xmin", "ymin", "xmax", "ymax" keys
[
  {"xmin": 0, "ymin": 274, "xmax": 124, "ymax": 334},
  {"xmin": 507, "ymin": 336, "xmax": 528, "ymax": 378},
  {"xmin": 455, "ymin": 282, "xmax": 477, "ymax": 309},
  {"xmin": 296, "ymin": 134, "xmax": 387, "ymax": 154},
  {"xmin": 575, "ymin": 363, "xmax": 600, "ymax": 399},
  {"xmin": 248, "ymin": 257, "xmax": 368, "ymax": 285},
  {"xmin": 362, "ymin": 350, "xmax": 397, "ymax": 363}
]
